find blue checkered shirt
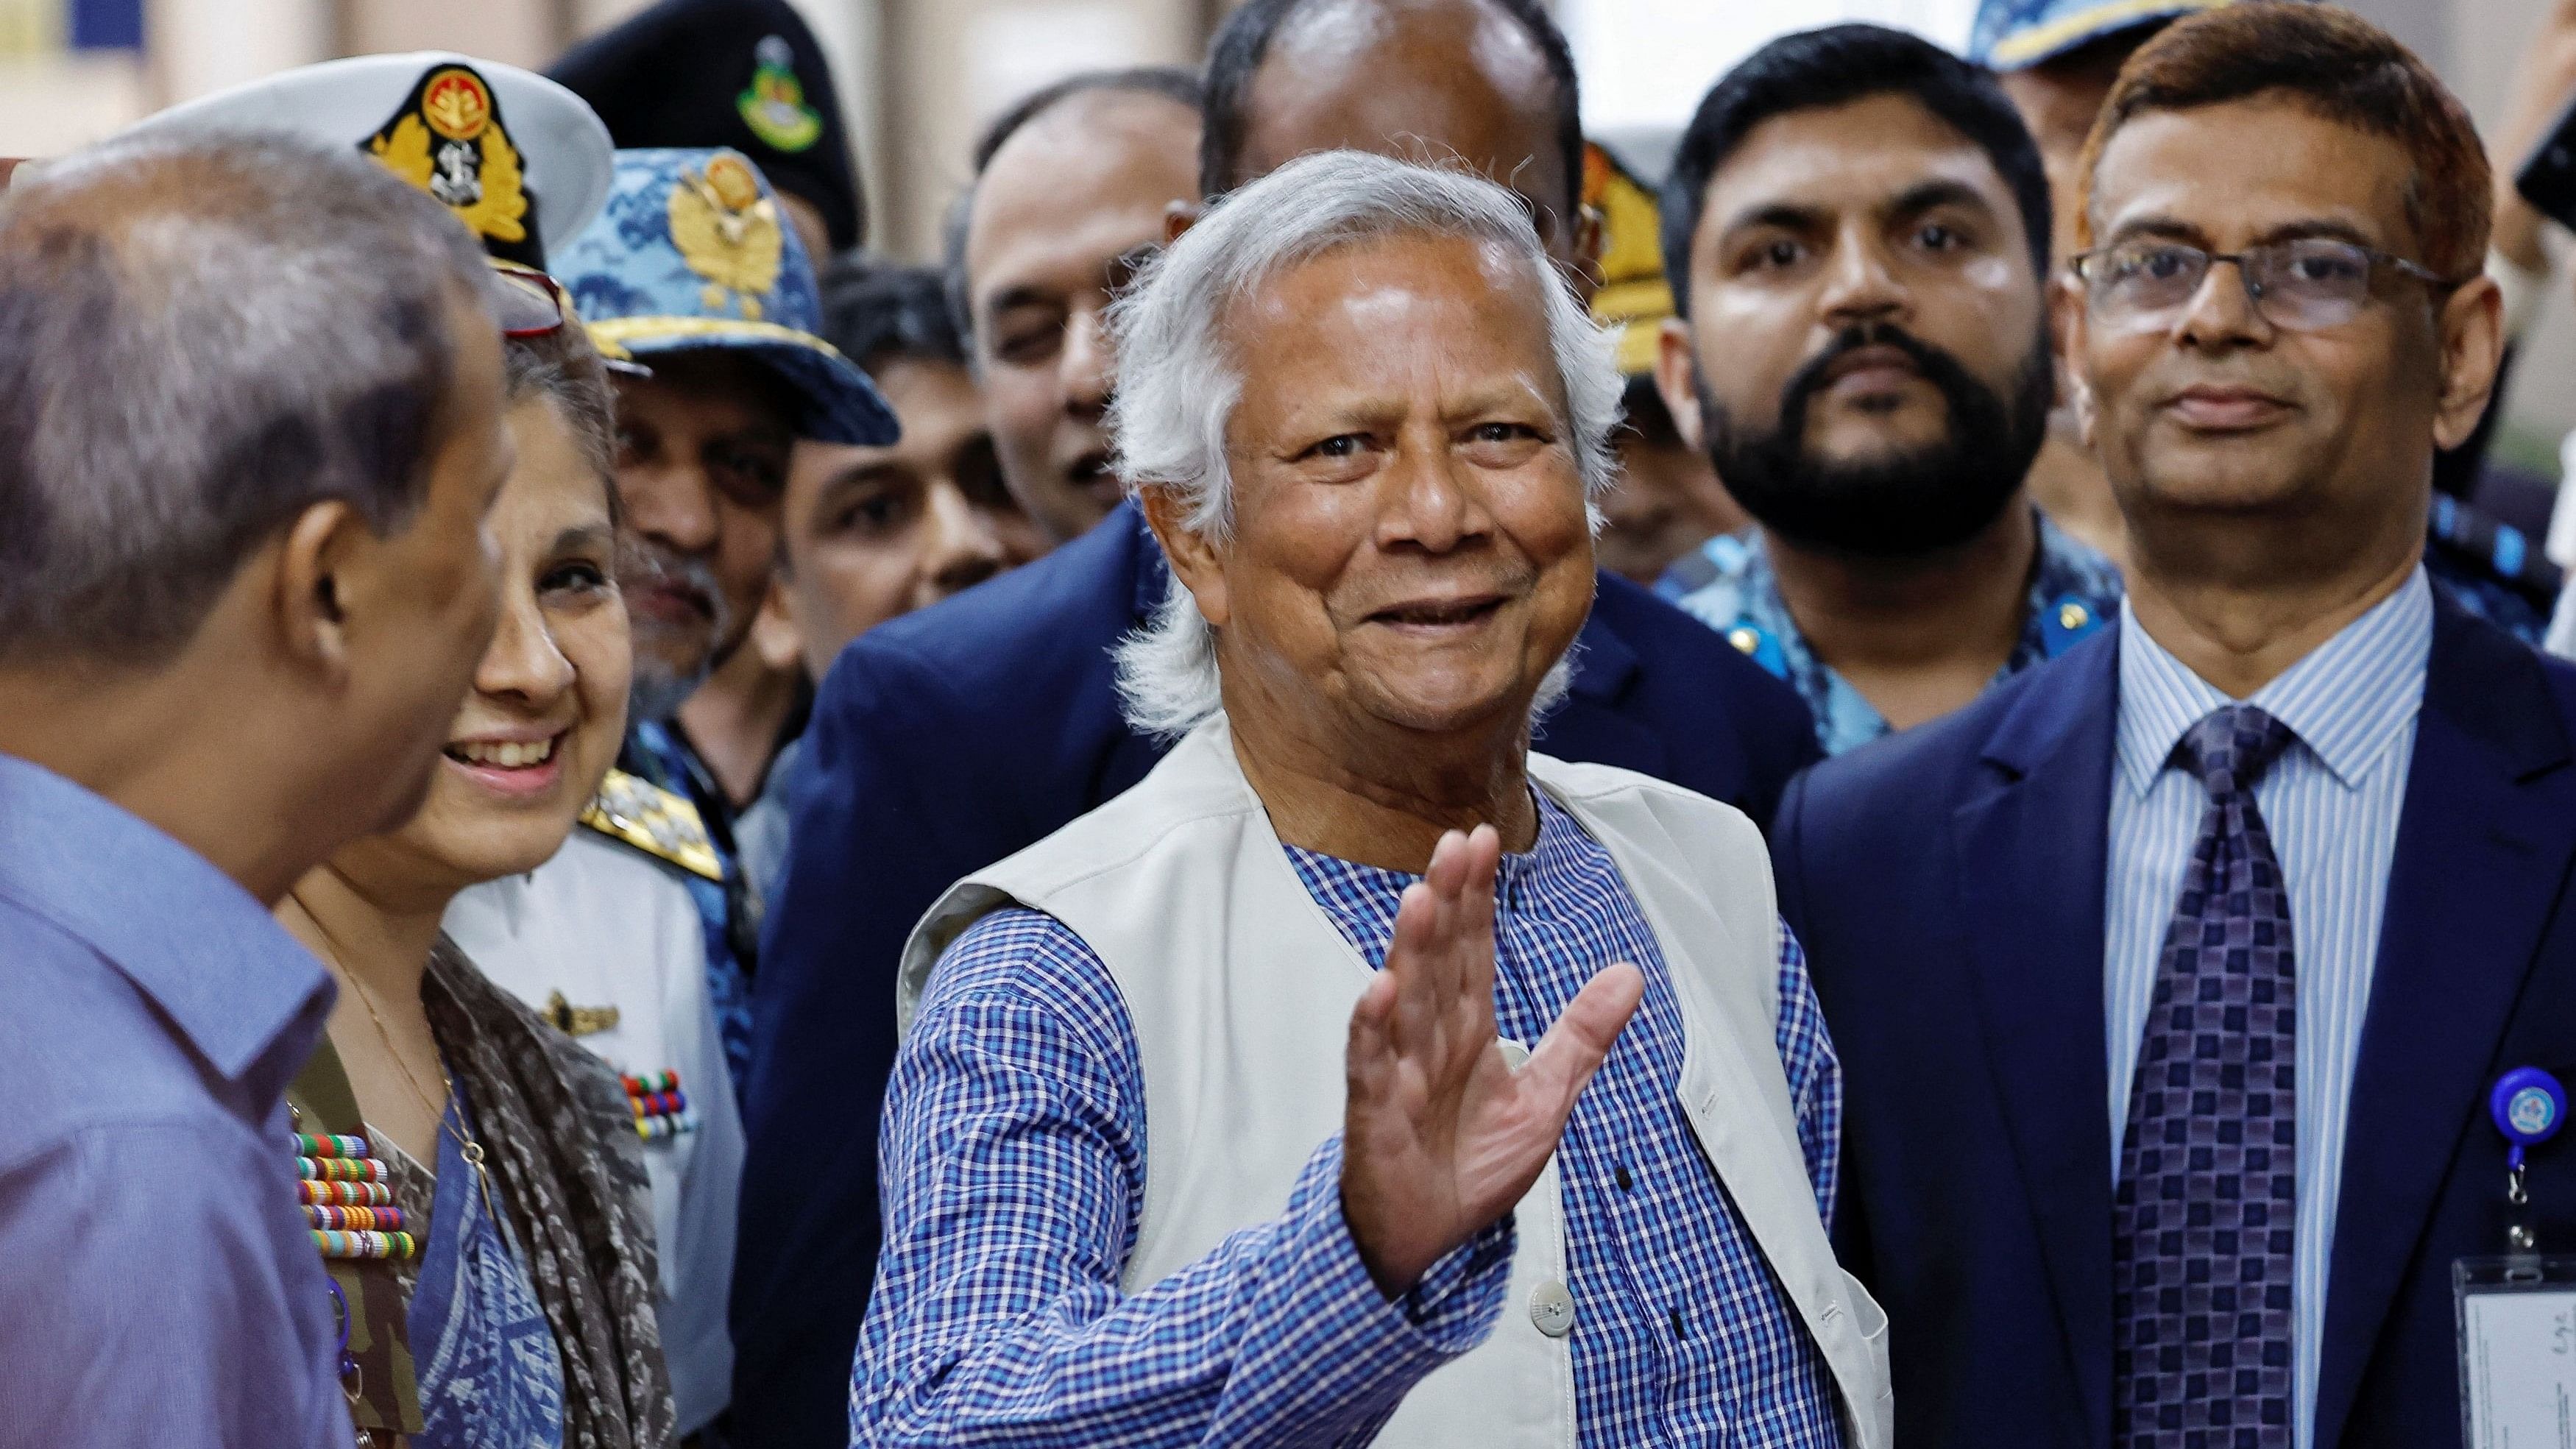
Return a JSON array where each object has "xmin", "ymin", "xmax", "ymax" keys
[{"xmin": 853, "ymin": 790, "xmax": 1848, "ymax": 1448}]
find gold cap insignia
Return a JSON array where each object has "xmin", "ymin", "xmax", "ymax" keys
[
  {"xmin": 365, "ymin": 64, "xmax": 539, "ymax": 268},
  {"xmin": 581, "ymin": 768, "xmax": 723, "ymax": 882},
  {"xmin": 542, "ymin": 991, "xmax": 623, "ymax": 1038},
  {"xmin": 669, "ymin": 151, "xmax": 784, "ymax": 319}
]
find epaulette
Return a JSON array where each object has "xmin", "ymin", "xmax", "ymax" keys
[{"xmin": 582, "ymin": 768, "xmax": 723, "ymax": 882}]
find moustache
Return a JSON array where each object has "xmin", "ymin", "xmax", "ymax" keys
[
  {"xmin": 627, "ymin": 543, "xmax": 734, "ymax": 634},
  {"xmin": 1780, "ymin": 324, "xmax": 1975, "ymax": 425}
]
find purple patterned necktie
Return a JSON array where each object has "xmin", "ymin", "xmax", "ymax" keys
[{"xmin": 2114, "ymin": 704, "xmax": 2299, "ymax": 1449}]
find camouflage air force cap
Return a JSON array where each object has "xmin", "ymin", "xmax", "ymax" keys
[
  {"xmin": 554, "ymin": 146, "xmax": 895, "ymax": 446},
  {"xmin": 1970, "ymin": 0, "xmax": 2246, "ymax": 70}
]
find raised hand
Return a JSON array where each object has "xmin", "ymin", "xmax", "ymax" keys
[{"xmin": 1340, "ymin": 823, "xmax": 1646, "ymax": 1299}]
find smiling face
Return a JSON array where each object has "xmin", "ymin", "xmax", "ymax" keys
[
  {"xmin": 343, "ymin": 396, "xmax": 631, "ymax": 893},
  {"xmin": 779, "ymin": 356, "xmax": 1043, "ymax": 676},
  {"xmin": 2067, "ymin": 94, "xmax": 2480, "ymax": 557},
  {"xmin": 1658, "ymin": 92, "xmax": 2049, "ymax": 558},
  {"xmin": 968, "ymin": 87, "xmax": 1203, "ymax": 544},
  {"xmin": 611, "ymin": 352, "xmax": 795, "ymax": 715},
  {"xmin": 1156, "ymin": 231, "xmax": 1593, "ymax": 749}
]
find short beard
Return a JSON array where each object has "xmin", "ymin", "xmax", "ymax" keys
[
  {"xmin": 1699, "ymin": 322, "xmax": 2052, "ymax": 559},
  {"xmin": 624, "ymin": 545, "xmax": 736, "ymax": 725}
]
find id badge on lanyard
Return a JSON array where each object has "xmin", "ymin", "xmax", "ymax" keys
[{"xmin": 2456, "ymin": 1066, "xmax": 2575, "ymax": 1447}]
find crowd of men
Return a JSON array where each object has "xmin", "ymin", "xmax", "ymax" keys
[{"xmin": 6, "ymin": 0, "xmax": 2576, "ymax": 1447}]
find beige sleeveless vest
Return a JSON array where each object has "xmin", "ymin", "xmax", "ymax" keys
[{"xmin": 899, "ymin": 718, "xmax": 1893, "ymax": 1448}]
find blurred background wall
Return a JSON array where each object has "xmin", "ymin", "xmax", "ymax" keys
[{"xmin": 2, "ymin": 0, "xmax": 2569, "ymax": 467}]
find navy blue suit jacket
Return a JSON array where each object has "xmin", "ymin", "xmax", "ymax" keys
[
  {"xmin": 730, "ymin": 502, "xmax": 1819, "ymax": 1446},
  {"xmin": 1773, "ymin": 597, "xmax": 2576, "ymax": 1449}
]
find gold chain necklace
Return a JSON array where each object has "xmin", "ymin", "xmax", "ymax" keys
[{"xmin": 329, "ymin": 952, "xmax": 500, "ymax": 1225}]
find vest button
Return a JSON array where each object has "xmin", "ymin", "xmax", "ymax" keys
[{"xmin": 1529, "ymin": 1278, "xmax": 1575, "ymax": 1338}]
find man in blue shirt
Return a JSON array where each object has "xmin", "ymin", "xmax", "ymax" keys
[
  {"xmin": 1774, "ymin": 10, "xmax": 2576, "ymax": 1447},
  {"xmin": 0, "ymin": 135, "xmax": 515, "ymax": 1447},
  {"xmin": 1652, "ymin": 26, "xmax": 2123, "ymax": 757}
]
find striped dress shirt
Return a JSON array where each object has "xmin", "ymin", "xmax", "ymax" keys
[
  {"xmin": 854, "ymin": 789, "xmax": 1846, "ymax": 1448},
  {"xmin": 2103, "ymin": 570, "xmax": 2432, "ymax": 1449}
]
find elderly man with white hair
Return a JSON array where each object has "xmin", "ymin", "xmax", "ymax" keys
[{"xmin": 851, "ymin": 149, "xmax": 1893, "ymax": 1448}]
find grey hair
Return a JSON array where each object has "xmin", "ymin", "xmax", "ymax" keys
[
  {"xmin": 1107, "ymin": 148, "xmax": 1622, "ymax": 738},
  {"xmin": 0, "ymin": 130, "xmax": 499, "ymax": 665}
]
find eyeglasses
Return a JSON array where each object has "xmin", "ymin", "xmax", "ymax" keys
[
  {"xmin": 491, "ymin": 260, "xmax": 573, "ymax": 339},
  {"xmin": 2070, "ymin": 238, "xmax": 2455, "ymax": 333}
]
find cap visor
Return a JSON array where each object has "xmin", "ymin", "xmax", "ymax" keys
[{"xmin": 592, "ymin": 317, "xmax": 898, "ymax": 445}]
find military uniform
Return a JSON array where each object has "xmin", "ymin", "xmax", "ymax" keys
[
  {"xmin": 444, "ymin": 772, "xmax": 746, "ymax": 1439},
  {"xmin": 551, "ymin": 145, "xmax": 896, "ymax": 1104},
  {"xmin": 620, "ymin": 719, "xmax": 759, "ymax": 1096},
  {"xmin": 1660, "ymin": 512, "xmax": 2124, "ymax": 756}
]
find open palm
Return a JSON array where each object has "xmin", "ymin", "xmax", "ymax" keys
[{"xmin": 1340, "ymin": 824, "xmax": 1646, "ymax": 1297}]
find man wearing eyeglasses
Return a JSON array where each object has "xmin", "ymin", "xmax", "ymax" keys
[{"xmin": 1772, "ymin": 7, "xmax": 2576, "ymax": 1449}]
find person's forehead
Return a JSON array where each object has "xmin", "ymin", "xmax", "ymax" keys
[
  {"xmin": 2088, "ymin": 96, "xmax": 2418, "ymax": 248},
  {"xmin": 863, "ymin": 358, "xmax": 985, "ymax": 454},
  {"xmin": 500, "ymin": 399, "xmax": 613, "ymax": 522},
  {"xmin": 968, "ymin": 90, "xmax": 1200, "ymax": 301},
  {"xmin": 1242, "ymin": 0, "xmax": 1561, "ymax": 195},
  {"xmin": 1230, "ymin": 231, "xmax": 1553, "ymax": 378},
  {"xmin": 1701, "ymin": 93, "xmax": 2017, "ymax": 236}
]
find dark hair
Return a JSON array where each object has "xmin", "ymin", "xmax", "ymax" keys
[
  {"xmin": 1660, "ymin": 24, "xmax": 2052, "ymax": 316},
  {"xmin": 944, "ymin": 65, "xmax": 1206, "ymax": 341},
  {"xmin": 2078, "ymin": 2, "xmax": 2489, "ymax": 282},
  {"xmin": 0, "ymin": 132, "xmax": 496, "ymax": 665},
  {"xmin": 972, "ymin": 65, "xmax": 1205, "ymax": 176},
  {"xmin": 821, "ymin": 257, "xmax": 967, "ymax": 376},
  {"xmin": 1200, "ymin": 0, "xmax": 1583, "ymax": 210}
]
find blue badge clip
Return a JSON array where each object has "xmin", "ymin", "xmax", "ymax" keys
[{"xmin": 2491, "ymin": 1066, "xmax": 2567, "ymax": 1175}]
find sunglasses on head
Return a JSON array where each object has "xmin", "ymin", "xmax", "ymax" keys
[{"xmin": 490, "ymin": 260, "xmax": 573, "ymax": 339}]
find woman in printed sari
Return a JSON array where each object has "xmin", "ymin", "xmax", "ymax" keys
[{"xmin": 275, "ymin": 269, "xmax": 676, "ymax": 1449}]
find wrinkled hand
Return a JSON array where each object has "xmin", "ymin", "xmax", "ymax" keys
[{"xmin": 1340, "ymin": 824, "xmax": 1646, "ymax": 1299}]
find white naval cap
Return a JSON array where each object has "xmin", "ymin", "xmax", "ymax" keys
[{"xmin": 121, "ymin": 52, "xmax": 613, "ymax": 265}]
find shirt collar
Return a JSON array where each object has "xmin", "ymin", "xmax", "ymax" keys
[
  {"xmin": 1281, "ymin": 790, "xmax": 1589, "ymax": 957},
  {"xmin": 0, "ymin": 752, "xmax": 333, "ymax": 1082},
  {"xmin": 2114, "ymin": 567, "xmax": 2433, "ymax": 796}
]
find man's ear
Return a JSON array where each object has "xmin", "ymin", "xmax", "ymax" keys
[
  {"xmin": 751, "ymin": 574, "xmax": 804, "ymax": 675},
  {"xmin": 1652, "ymin": 318, "xmax": 1706, "ymax": 453},
  {"xmin": 273, "ymin": 499, "xmax": 361, "ymax": 684},
  {"xmin": 1138, "ymin": 484, "xmax": 1229, "ymax": 629},
  {"xmin": 2052, "ymin": 274, "xmax": 2101, "ymax": 449},
  {"xmin": 1569, "ymin": 203, "xmax": 1605, "ymax": 305},
  {"xmin": 1164, "ymin": 200, "xmax": 1202, "ymax": 245},
  {"xmin": 2432, "ymin": 274, "xmax": 2507, "ymax": 452}
]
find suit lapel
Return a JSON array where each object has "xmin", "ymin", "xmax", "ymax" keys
[
  {"xmin": 1953, "ymin": 628, "xmax": 2121, "ymax": 1449},
  {"xmin": 2313, "ymin": 605, "xmax": 2576, "ymax": 1448}
]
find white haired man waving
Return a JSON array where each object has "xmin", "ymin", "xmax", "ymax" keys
[{"xmin": 852, "ymin": 150, "xmax": 1893, "ymax": 1449}]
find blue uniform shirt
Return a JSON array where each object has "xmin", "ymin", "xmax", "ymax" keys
[
  {"xmin": 1660, "ymin": 512, "xmax": 2123, "ymax": 756},
  {"xmin": 623, "ymin": 718, "xmax": 757, "ymax": 1096},
  {"xmin": 0, "ymin": 752, "xmax": 350, "ymax": 1449}
]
